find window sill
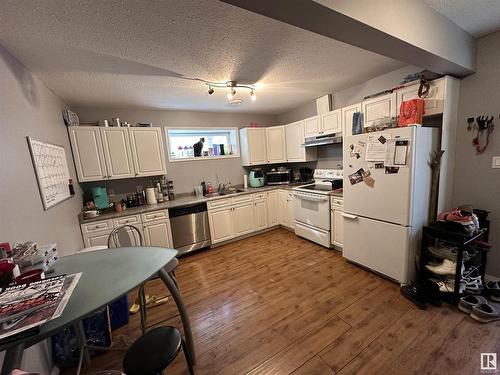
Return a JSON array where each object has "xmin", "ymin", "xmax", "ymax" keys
[{"xmin": 168, "ymin": 154, "xmax": 240, "ymax": 162}]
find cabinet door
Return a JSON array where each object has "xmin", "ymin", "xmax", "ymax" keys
[
  {"xmin": 278, "ymin": 190, "xmax": 288, "ymax": 226},
  {"xmin": 285, "ymin": 121, "xmax": 305, "ymax": 162},
  {"xmin": 266, "ymin": 126, "xmax": 286, "ymax": 163},
  {"xmin": 232, "ymin": 202, "xmax": 255, "ymax": 236},
  {"xmin": 333, "ymin": 209, "xmax": 344, "ymax": 247},
  {"xmin": 266, "ymin": 190, "xmax": 279, "ymax": 227},
  {"xmin": 362, "ymin": 92, "xmax": 397, "ymax": 128},
  {"xmin": 304, "ymin": 116, "xmax": 320, "ymax": 137},
  {"xmin": 286, "ymin": 192, "xmax": 295, "ymax": 229},
  {"xmin": 100, "ymin": 128, "xmax": 135, "ymax": 179},
  {"xmin": 208, "ymin": 207, "xmax": 234, "ymax": 244},
  {"xmin": 254, "ymin": 199, "xmax": 268, "ymax": 231},
  {"xmin": 128, "ymin": 128, "xmax": 167, "ymax": 177},
  {"xmin": 396, "ymin": 78, "xmax": 444, "ymax": 117},
  {"xmin": 83, "ymin": 230, "xmax": 112, "ymax": 248},
  {"xmin": 341, "ymin": 103, "xmax": 362, "ymax": 138},
  {"xmin": 321, "ymin": 109, "xmax": 342, "ymax": 135},
  {"xmin": 69, "ymin": 127, "xmax": 108, "ymax": 182},
  {"xmin": 241, "ymin": 128, "xmax": 267, "ymax": 166},
  {"xmin": 143, "ymin": 219, "xmax": 172, "ymax": 248}
]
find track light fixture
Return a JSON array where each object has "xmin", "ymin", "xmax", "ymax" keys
[{"xmin": 205, "ymin": 80, "xmax": 256, "ymax": 102}]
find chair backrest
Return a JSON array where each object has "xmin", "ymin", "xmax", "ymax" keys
[{"xmin": 108, "ymin": 225, "xmax": 143, "ymax": 248}]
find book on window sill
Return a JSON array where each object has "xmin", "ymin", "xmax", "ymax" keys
[{"xmin": 0, "ymin": 273, "xmax": 81, "ymax": 341}]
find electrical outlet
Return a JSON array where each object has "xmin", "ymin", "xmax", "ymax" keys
[{"xmin": 492, "ymin": 156, "xmax": 500, "ymax": 169}]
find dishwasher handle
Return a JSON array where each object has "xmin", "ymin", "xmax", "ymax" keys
[{"xmin": 168, "ymin": 202, "xmax": 207, "ymax": 218}]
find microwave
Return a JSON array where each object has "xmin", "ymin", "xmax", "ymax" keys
[{"xmin": 267, "ymin": 169, "xmax": 291, "ymax": 185}]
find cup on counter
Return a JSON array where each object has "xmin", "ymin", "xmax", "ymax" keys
[{"xmin": 194, "ymin": 185, "xmax": 203, "ymax": 197}]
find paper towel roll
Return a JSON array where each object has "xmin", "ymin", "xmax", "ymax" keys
[
  {"xmin": 145, "ymin": 188, "xmax": 157, "ymax": 205},
  {"xmin": 243, "ymin": 174, "xmax": 248, "ymax": 189}
]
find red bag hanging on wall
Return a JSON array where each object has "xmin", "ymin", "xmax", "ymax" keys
[{"xmin": 398, "ymin": 98, "xmax": 425, "ymax": 126}]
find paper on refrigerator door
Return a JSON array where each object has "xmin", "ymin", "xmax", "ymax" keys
[
  {"xmin": 385, "ymin": 138, "xmax": 410, "ymax": 167},
  {"xmin": 365, "ymin": 133, "xmax": 391, "ymax": 162}
]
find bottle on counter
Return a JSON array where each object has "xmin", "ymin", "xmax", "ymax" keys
[{"xmin": 157, "ymin": 183, "xmax": 164, "ymax": 202}]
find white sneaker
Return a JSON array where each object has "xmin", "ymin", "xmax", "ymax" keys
[{"xmin": 426, "ymin": 259, "xmax": 458, "ymax": 276}]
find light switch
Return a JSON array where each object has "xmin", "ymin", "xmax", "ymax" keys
[{"xmin": 492, "ymin": 156, "xmax": 500, "ymax": 169}]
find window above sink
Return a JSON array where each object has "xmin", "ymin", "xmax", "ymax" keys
[{"xmin": 165, "ymin": 127, "xmax": 240, "ymax": 162}]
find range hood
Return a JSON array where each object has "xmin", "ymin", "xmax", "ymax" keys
[{"xmin": 302, "ymin": 133, "xmax": 342, "ymax": 147}]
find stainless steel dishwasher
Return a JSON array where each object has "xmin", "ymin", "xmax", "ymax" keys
[{"xmin": 168, "ymin": 203, "xmax": 211, "ymax": 255}]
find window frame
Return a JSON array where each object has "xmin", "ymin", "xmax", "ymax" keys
[{"xmin": 165, "ymin": 127, "xmax": 240, "ymax": 162}]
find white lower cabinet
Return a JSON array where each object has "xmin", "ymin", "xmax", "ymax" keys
[
  {"xmin": 278, "ymin": 190, "xmax": 288, "ymax": 226},
  {"xmin": 143, "ymin": 219, "xmax": 172, "ymax": 248},
  {"xmin": 208, "ymin": 207, "xmax": 235, "ymax": 244},
  {"xmin": 232, "ymin": 202, "xmax": 255, "ymax": 237},
  {"xmin": 286, "ymin": 191, "xmax": 295, "ymax": 229},
  {"xmin": 83, "ymin": 230, "xmax": 113, "ymax": 248},
  {"xmin": 266, "ymin": 190, "xmax": 279, "ymax": 227},
  {"xmin": 254, "ymin": 198, "xmax": 268, "ymax": 231},
  {"xmin": 330, "ymin": 197, "xmax": 344, "ymax": 248}
]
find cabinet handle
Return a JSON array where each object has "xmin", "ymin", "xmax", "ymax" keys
[{"xmin": 135, "ymin": 173, "xmax": 138, "ymax": 176}]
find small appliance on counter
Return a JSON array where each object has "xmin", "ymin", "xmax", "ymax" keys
[
  {"xmin": 267, "ymin": 167, "xmax": 291, "ymax": 185},
  {"xmin": 248, "ymin": 169, "xmax": 265, "ymax": 187},
  {"xmin": 91, "ymin": 187, "xmax": 109, "ymax": 210}
]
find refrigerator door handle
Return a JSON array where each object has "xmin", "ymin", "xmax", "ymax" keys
[{"xmin": 341, "ymin": 213, "xmax": 358, "ymax": 220}]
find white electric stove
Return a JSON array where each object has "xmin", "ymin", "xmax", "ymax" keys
[{"xmin": 293, "ymin": 169, "xmax": 343, "ymax": 247}]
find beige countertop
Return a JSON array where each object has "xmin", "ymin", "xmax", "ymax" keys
[{"xmin": 78, "ymin": 183, "xmax": 324, "ymax": 224}]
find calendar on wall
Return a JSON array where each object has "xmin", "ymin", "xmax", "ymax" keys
[{"xmin": 27, "ymin": 137, "xmax": 73, "ymax": 210}]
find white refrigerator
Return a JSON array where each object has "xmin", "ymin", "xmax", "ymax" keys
[{"xmin": 342, "ymin": 126, "xmax": 438, "ymax": 284}]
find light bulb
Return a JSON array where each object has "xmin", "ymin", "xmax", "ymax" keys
[
  {"xmin": 227, "ymin": 89, "xmax": 236, "ymax": 100},
  {"xmin": 250, "ymin": 90, "xmax": 256, "ymax": 101}
]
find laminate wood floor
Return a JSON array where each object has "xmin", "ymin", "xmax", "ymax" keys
[{"xmin": 64, "ymin": 228, "xmax": 500, "ymax": 375}]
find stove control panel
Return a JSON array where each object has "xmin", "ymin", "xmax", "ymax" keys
[{"xmin": 313, "ymin": 169, "xmax": 343, "ymax": 179}]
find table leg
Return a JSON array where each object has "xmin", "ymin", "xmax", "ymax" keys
[
  {"xmin": 158, "ymin": 269, "xmax": 196, "ymax": 366},
  {"xmin": 0, "ymin": 342, "xmax": 25, "ymax": 375},
  {"xmin": 75, "ymin": 320, "xmax": 91, "ymax": 366}
]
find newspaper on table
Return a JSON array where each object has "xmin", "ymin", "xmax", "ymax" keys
[{"xmin": 0, "ymin": 273, "xmax": 81, "ymax": 340}]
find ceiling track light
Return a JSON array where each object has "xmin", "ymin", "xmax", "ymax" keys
[{"xmin": 205, "ymin": 80, "xmax": 257, "ymax": 102}]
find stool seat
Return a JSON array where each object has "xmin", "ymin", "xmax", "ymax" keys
[{"xmin": 123, "ymin": 326, "xmax": 182, "ymax": 375}]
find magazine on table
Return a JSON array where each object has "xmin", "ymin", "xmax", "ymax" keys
[{"xmin": 0, "ymin": 273, "xmax": 81, "ymax": 340}]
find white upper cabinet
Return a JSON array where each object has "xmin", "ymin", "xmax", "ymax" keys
[
  {"xmin": 100, "ymin": 127, "xmax": 135, "ymax": 179},
  {"xmin": 240, "ymin": 127, "xmax": 267, "ymax": 166},
  {"xmin": 304, "ymin": 116, "xmax": 321, "ymax": 137},
  {"xmin": 321, "ymin": 108, "xmax": 342, "ymax": 135},
  {"xmin": 396, "ymin": 78, "xmax": 445, "ymax": 117},
  {"xmin": 362, "ymin": 92, "xmax": 397, "ymax": 128},
  {"xmin": 266, "ymin": 126, "xmax": 286, "ymax": 164},
  {"xmin": 285, "ymin": 120, "xmax": 317, "ymax": 162},
  {"xmin": 69, "ymin": 127, "xmax": 108, "ymax": 182},
  {"xmin": 128, "ymin": 128, "xmax": 167, "ymax": 177},
  {"xmin": 341, "ymin": 103, "xmax": 362, "ymax": 138}
]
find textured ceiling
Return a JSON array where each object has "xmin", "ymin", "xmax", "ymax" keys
[
  {"xmin": 0, "ymin": 0, "xmax": 405, "ymax": 114},
  {"xmin": 423, "ymin": 0, "xmax": 500, "ymax": 37}
]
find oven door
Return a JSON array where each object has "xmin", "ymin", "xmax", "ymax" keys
[{"xmin": 293, "ymin": 191, "xmax": 330, "ymax": 230}]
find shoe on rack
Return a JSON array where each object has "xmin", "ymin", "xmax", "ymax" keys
[
  {"xmin": 458, "ymin": 295, "xmax": 488, "ymax": 314},
  {"xmin": 470, "ymin": 302, "xmax": 500, "ymax": 323},
  {"xmin": 485, "ymin": 281, "xmax": 500, "ymax": 302},
  {"xmin": 426, "ymin": 259, "xmax": 459, "ymax": 276},
  {"xmin": 437, "ymin": 208, "xmax": 474, "ymax": 225},
  {"xmin": 429, "ymin": 278, "xmax": 461, "ymax": 293},
  {"xmin": 428, "ymin": 245, "xmax": 458, "ymax": 261}
]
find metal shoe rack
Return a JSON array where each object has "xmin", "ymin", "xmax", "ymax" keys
[{"xmin": 419, "ymin": 224, "xmax": 489, "ymax": 304}]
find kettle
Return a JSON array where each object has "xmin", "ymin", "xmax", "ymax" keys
[{"xmin": 248, "ymin": 169, "xmax": 265, "ymax": 187}]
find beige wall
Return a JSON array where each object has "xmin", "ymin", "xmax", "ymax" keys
[
  {"xmin": 0, "ymin": 45, "xmax": 83, "ymax": 256},
  {"xmin": 453, "ymin": 31, "xmax": 500, "ymax": 277},
  {"xmin": 0, "ymin": 44, "xmax": 84, "ymax": 373},
  {"xmin": 74, "ymin": 108, "xmax": 278, "ymax": 195}
]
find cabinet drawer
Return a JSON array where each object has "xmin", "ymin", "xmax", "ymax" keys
[
  {"xmin": 232, "ymin": 194, "xmax": 253, "ymax": 204},
  {"xmin": 252, "ymin": 192, "xmax": 266, "ymax": 201},
  {"xmin": 81, "ymin": 219, "xmax": 113, "ymax": 234},
  {"xmin": 141, "ymin": 209, "xmax": 168, "ymax": 223},
  {"xmin": 207, "ymin": 198, "xmax": 231, "ymax": 209},
  {"xmin": 113, "ymin": 214, "xmax": 141, "ymax": 227}
]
